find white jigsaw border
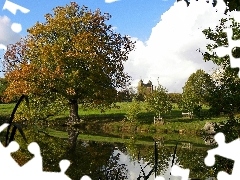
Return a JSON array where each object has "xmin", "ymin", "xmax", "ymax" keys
[{"xmin": 1, "ymin": 0, "xmax": 240, "ymax": 179}]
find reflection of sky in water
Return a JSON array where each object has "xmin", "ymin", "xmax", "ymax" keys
[
  {"xmin": 112, "ymin": 149, "xmax": 216, "ymax": 180},
  {"xmin": 113, "ymin": 149, "xmax": 182, "ymax": 180}
]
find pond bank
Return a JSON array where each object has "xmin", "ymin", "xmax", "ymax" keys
[
  {"xmin": 47, "ymin": 128, "xmax": 209, "ymax": 148},
  {"xmin": 45, "ymin": 115, "xmax": 227, "ymax": 136}
]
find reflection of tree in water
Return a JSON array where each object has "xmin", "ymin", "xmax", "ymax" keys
[
  {"xmin": 9, "ymin": 125, "xmax": 227, "ymax": 179},
  {"xmin": 63, "ymin": 140, "xmax": 129, "ymax": 179},
  {"xmin": 61, "ymin": 126, "xmax": 128, "ymax": 179},
  {"xmin": 125, "ymin": 136, "xmax": 170, "ymax": 178},
  {"xmin": 66, "ymin": 126, "xmax": 80, "ymax": 153},
  {"xmin": 175, "ymin": 147, "xmax": 210, "ymax": 179},
  {"xmin": 10, "ymin": 127, "xmax": 67, "ymax": 171},
  {"xmin": 99, "ymin": 151, "xmax": 128, "ymax": 179},
  {"xmin": 124, "ymin": 136, "xmax": 216, "ymax": 179},
  {"xmin": 11, "ymin": 126, "xmax": 128, "ymax": 179}
]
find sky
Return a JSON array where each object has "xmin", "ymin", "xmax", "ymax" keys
[
  {"xmin": 113, "ymin": 149, "xmax": 181, "ymax": 180},
  {"xmin": 0, "ymin": 0, "xmax": 234, "ymax": 92}
]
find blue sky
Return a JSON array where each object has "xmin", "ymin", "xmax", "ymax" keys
[
  {"xmin": 0, "ymin": 0, "xmax": 233, "ymax": 92},
  {"xmin": 0, "ymin": 0, "xmax": 175, "ymax": 41}
]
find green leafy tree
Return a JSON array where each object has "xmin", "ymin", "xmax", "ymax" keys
[
  {"xmin": 3, "ymin": 3, "xmax": 135, "ymax": 125},
  {"xmin": 180, "ymin": 69, "xmax": 214, "ymax": 118},
  {"xmin": 125, "ymin": 98, "xmax": 141, "ymax": 124},
  {"xmin": 201, "ymin": 17, "xmax": 240, "ymax": 69},
  {"xmin": 145, "ymin": 82, "xmax": 172, "ymax": 119},
  {"xmin": 201, "ymin": 16, "xmax": 240, "ymax": 118},
  {"xmin": 207, "ymin": 67, "xmax": 240, "ymax": 118},
  {"xmin": 178, "ymin": 0, "xmax": 239, "ymax": 12},
  {"xmin": 223, "ymin": 0, "xmax": 240, "ymax": 12},
  {"xmin": 15, "ymin": 94, "xmax": 67, "ymax": 122},
  {"xmin": 136, "ymin": 85, "xmax": 148, "ymax": 101},
  {"xmin": 168, "ymin": 93, "xmax": 182, "ymax": 104},
  {"xmin": 200, "ymin": 2, "xmax": 240, "ymax": 175},
  {"xmin": 117, "ymin": 89, "xmax": 133, "ymax": 102}
]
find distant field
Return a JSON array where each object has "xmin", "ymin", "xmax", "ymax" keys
[
  {"xmin": 0, "ymin": 102, "xmax": 136, "ymax": 115},
  {"xmin": 0, "ymin": 101, "xmax": 196, "ymax": 120},
  {"xmin": 0, "ymin": 101, "xmax": 146, "ymax": 118},
  {"xmin": 0, "ymin": 102, "xmax": 223, "ymax": 121}
]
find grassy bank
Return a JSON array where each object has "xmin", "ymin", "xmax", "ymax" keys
[
  {"xmin": 0, "ymin": 102, "xmax": 229, "ymax": 135},
  {"xmin": 47, "ymin": 128, "xmax": 209, "ymax": 148}
]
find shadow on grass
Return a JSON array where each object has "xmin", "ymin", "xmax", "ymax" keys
[{"xmin": 52, "ymin": 113, "xmax": 126, "ymax": 124}]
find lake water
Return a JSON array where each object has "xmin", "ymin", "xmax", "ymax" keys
[{"xmin": 5, "ymin": 125, "xmax": 225, "ymax": 180}]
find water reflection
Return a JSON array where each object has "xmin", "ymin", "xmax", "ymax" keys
[
  {"xmin": 114, "ymin": 148, "xmax": 183, "ymax": 180},
  {"xmin": 9, "ymin": 127, "xmax": 218, "ymax": 179}
]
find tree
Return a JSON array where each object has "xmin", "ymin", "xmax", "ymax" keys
[
  {"xmin": 177, "ymin": 0, "xmax": 239, "ymax": 12},
  {"xmin": 201, "ymin": 17, "xmax": 240, "ymax": 69},
  {"xmin": 125, "ymin": 98, "xmax": 141, "ymax": 124},
  {"xmin": 3, "ymin": 3, "xmax": 135, "ymax": 124},
  {"xmin": 117, "ymin": 89, "xmax": 133, "ymax": 102},
  {"xmin": 168, "ymin": 93, "xmax": 182, "ymax": 104},
  {"xmin": 0, "ymin": 78, "xmax": 8, "ymax": 103},
  {"xmin": 179, "ymin": 69, "xmax": 214, "ymax": 118},
  {"xmin": 136, "ymin": 85, "xmax": 147, "ymax": 101},
  {"xmin": 199, "ymin": 1, "xmax": 240, "ymax": 173},
  {"xmin": 145, "ymin": 81, "xmax": 172, "ymax": 119},
  {"xmin": 223, "ymin": 0, "xmax": 240, "ymax": 12},
  {"xmin": 201, "ymin": 14, "xmax": 240, "ymax": 118},
  {"xmin": 206, "ymin": 67, "xmax": 240, "ymax": 118}
]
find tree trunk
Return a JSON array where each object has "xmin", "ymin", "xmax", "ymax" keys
[{"xmin": 68, "ymin": 99, "xmax": 81, "ymax": 125}]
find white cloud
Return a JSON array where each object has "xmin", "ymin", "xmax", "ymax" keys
[
  {"xmin": 0, "ymin": 16, "xmax": 21, "ymax": 49},
  {"xmin": 125, "ymin": 0, "xmax": 230, "ymax": 93},
  {"xmin": 114, "ymin": 149, "xmax": 156, "ymax": 179},
  {"xmin": 0, "ymin": 16, "xmax": 22, "ymax": 77},
  {"xmin": 0, "ymin": 44, "xmax": 7, "ymax": 51},
  {"xmin": 105, "ymin": 0, "xmax": 119, "ymax": 3},
  {"xmin": 114, "ymin": 149, "xmax": 182, "ymax": 180}
]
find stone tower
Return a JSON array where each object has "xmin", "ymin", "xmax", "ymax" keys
[{"xmin": 137, "ymin": 79, "xmax": 153, "ymax": 95}]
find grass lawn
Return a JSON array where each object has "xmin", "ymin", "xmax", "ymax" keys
[{"xmin": 0, "ymin": 103, "xmax": 16, "ymax": 116}]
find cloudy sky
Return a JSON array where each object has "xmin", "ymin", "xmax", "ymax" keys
[{"xmin": 0, "ymin": 0, "xmax": 232, "ymax": 92}]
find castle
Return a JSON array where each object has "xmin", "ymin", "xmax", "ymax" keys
[{"xmin": 137, "ymin": 79, "xmax": 154, "ymax": 94}]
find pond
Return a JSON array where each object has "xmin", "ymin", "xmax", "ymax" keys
[{"xmin": 2, "ymin": 124, "xmax": 228, "ymax": 180}]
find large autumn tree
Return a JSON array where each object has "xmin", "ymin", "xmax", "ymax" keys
[
  {"xmin": 0, "ymin": 78, "xmax": 8, "ymax": 103},
  {"xmin": 3, "ymin": 3, "xmax": 135, "ymax": 124}
]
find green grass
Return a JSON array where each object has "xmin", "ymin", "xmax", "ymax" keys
[
  {"xmin": 0, "ymin": 101, "xmax": 212, "ymax": 119},
  {"xmin": 0, "ymin": 103, "xmax": 15, "ymax": 116}
]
